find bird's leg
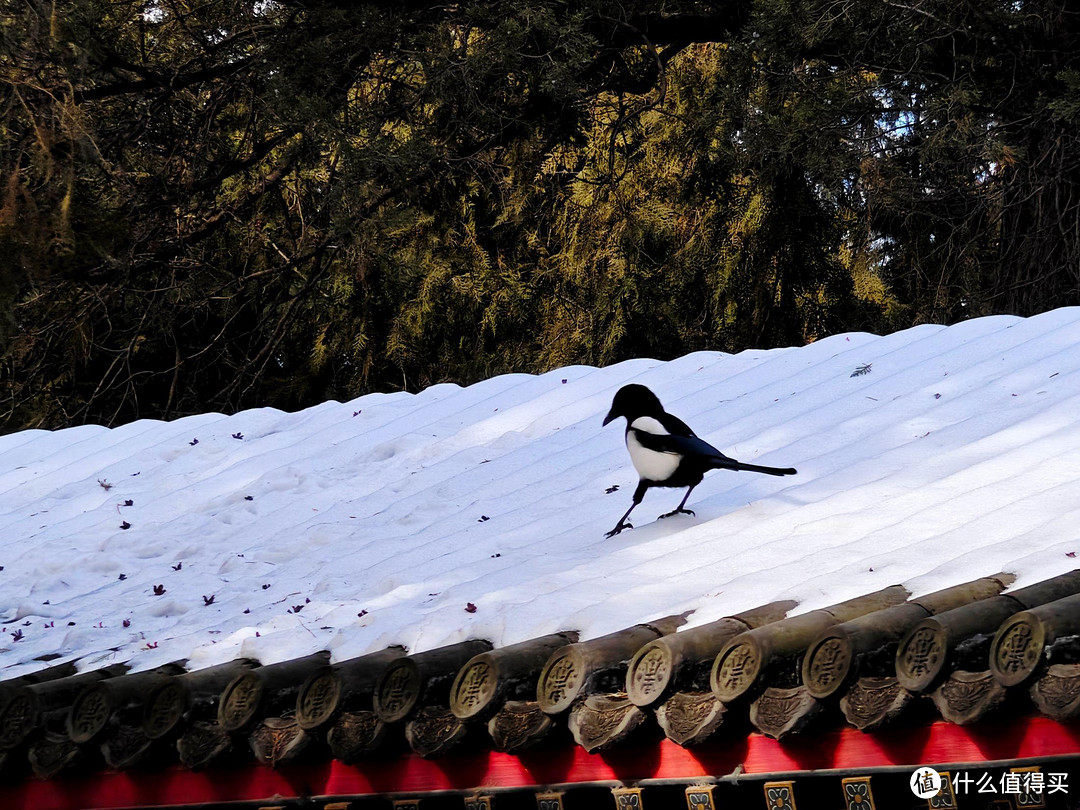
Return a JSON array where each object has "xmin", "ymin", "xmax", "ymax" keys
[
  {"xmin": 605, "ymin": 503, "xmax": 637, "ymax": 538},
  {"xmin": 606, "ymin": 482, "xmax": 648, "ymax": 537},
  {"xmin": 658, "ymin": 486, "xmax": 697, "ymax": 519}
]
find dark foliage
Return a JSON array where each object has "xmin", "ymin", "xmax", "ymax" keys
[{"xmin": 2, "ymin": 0, "xmax": 1078, "ymax": 430}]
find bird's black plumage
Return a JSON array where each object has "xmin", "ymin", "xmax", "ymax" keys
[{"xmin": 602, "ymin": 384, "xmax": 797, "ymax": 537}]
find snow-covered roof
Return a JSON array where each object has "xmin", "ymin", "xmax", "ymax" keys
[{"xmin": 4, "ymin": 308, "xmax": 1080, "ymax": 681}]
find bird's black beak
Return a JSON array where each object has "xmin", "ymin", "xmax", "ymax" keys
[{"xmin": 602, "ymin": 409, "xmax": 617, "ymax": 426}]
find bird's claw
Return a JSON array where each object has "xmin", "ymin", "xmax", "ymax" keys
[
  {"xmin": 658, "ymin": 508, "xmax": 696, "ymax": 519},
  {"xmin": 605, "ymin": 521, "xmax": 633, "ymax": 538}
]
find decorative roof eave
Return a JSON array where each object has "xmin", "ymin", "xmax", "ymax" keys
[
  {"xmin": 742, "ymin": 574, "xmax": 1013, "ymax": 739},
  {"xmin": 5, "ymin": 571, "xmax": 1080, "ymax": 791},
  {"xmin": 2, "ymin": 714, "xmax": 1077, "ymax": 810}
]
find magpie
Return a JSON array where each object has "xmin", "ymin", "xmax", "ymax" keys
[{"xmin": 602, "ymin": 384, "xmax": 797, "ymax": 537}]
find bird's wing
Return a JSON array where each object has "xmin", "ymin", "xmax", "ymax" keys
[
  {"xmin": 656, "ymin": 412, "xmax": 697, "ymax": 437},
  {"xmin": 630, "ymin": 427, "xmax": 734, "ymax": 463}
]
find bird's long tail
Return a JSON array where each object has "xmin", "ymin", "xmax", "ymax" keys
[{"xmin": 710, "ymin": 458, "xmax": 797, "ymax": 476}]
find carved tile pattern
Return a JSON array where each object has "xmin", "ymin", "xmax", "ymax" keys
[
  {"xmin": 569, "ymin": 695, "xmax": 645, "ymax": 752},
  {"xmin": 841, "ymin": 678, "xmax": 910, "ymax": 730},
  {"xmin": 0, "ymin": 692, "xmax": 37, "ymax": 749},
  {"xmin": 612, "ymin": 787, "xmax": 642, "ymax": 809},
  {"xmin": 144, "ymin": 681, "xmax": 186, "ymax": 739},
  {"xmin": 685, "ymin": 785, "xmax": 715, "ymax": 810},
  {"xmin": 928, "ymin": 771, "xmax": 957, "ymax": 809},
  {"xmin": 657, "ymin": 691, "xmax": 725, "ymax": 745},
  {"xmin": 764, "ymin": 781, "xmax": 797, "ymax": 810},
  {"xmin": 488, "ymin": 701, "xmax": 552, "ymax": 752},
  {"xmin": 715, "ymin": 643, "xmax": 757, "ymax": 696},
  {"xmin": 454, "ymin": 662, "xmax": 494, "ymax": 712},
  {"xmin": 535, "ymin": 792, "xmax": 564, "ymax": 810},
  {"xmin": 378, "ymin": 664, "xmax": 420, "ymax": 719},
  {"xmin": 28, "ymin": 731, "xmax": 80, "ymax": 779},
  {"xmin": 220, "ymin": 673, "xmax": 263, "ymax": 730},
  {"xmin": 540, "ymin": 653, "xmax": 581, "ymax": 707},
  {"xmin": 582, "ymin": 702, "xmax": 625, "ymax": 735},
  {"xmin": 70, "ymin": 686, "xmax": 110, "ymax": 742},
  {"xmin": 177, "ymin": 720, "xmax": 233, "ymax": 768},
  {"xmin": 752, "ymin": 687, "xmax": 821, "ymax": 739},
  {"xmin": 298, "ymin": 671, "xmax": 340, "ymax": 728},
  {"xmin": 807, "ymin": 637, "xmax": 849, "ymax": 692},
  {"xmin": 406, "ymin": 705, "xmax": 467, "ymax": 757},
  {"xmin": 841, "ymin": 777, "xmax": 875, "ymax": 810},
  {"xmin": 251, "ymin": 717, "xmax": 309, "ymax": 767},
  {"xmin": 464, "ymin": 796, "xmax": 492, "ymax": 810},
  {"xmin": 994, "ymin": 620, "xmax": 1038, "ymax": 677},
  {"xmin": 899, "ymin": 626, "xmax": 944, "ymax": 682},
  {"xmin": 754, "ymin": 689, "xmax": 805, "ymax": 726},
  {"xmin": 1032, "ymin": 666, "xmax": 1080, "ymax": 717},
  {"xmin": 937, "ymin": 671, "xmax": 1000, "ymax": 713},
  {"xmin": 851, "ymin": 679, "xmax": 899, "ymax": 713},
  {"xmin": 629, "ymin": 646, "xmax": 670, "ymax": 702},
  {"xmin": 102, "ymin": 724, "xmax": 153, "ymax": 769},
  {"xmin": 1011, "ymin": 766, "xmax": 1046, "ymax": 809},
  {"xmin": 327, "ymin": 710, "xmax": 385, "ymax": 762}
]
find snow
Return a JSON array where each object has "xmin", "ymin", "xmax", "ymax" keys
[{"xmin": 3, "ymin": 308, "xmax": 1080, "ymax": 680}]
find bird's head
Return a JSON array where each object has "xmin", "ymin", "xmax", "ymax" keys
[{"xmin": 603, "ymin": 384, "xmax": 664, "ymax": 426}]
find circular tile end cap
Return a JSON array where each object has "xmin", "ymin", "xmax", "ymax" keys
[
  {"xmin": 711, "ymin": 636, "xmax": 764, "ymax": 702},
  {"xmin": 537, "ymin": 647, "xmax": 587, "ymax": 715},
  {"xmin": 626, "ymin": 640, "xmax": 674, "ymax": 707},
  {"xmin": 373, "ymin": 659, "xmax": 422, "ymax": 723},
  {"xmin": 218, "ymin": 671, "xmax": 265, "ymax": 731},
  {"xmin": 991, "ymin": 612, "xmax": 1046, "ymax": 687}
]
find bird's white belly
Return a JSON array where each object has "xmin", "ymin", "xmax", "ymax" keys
[{"xmin": 626, "ymin": 431, "xmax": 681, "ymax": 482}]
